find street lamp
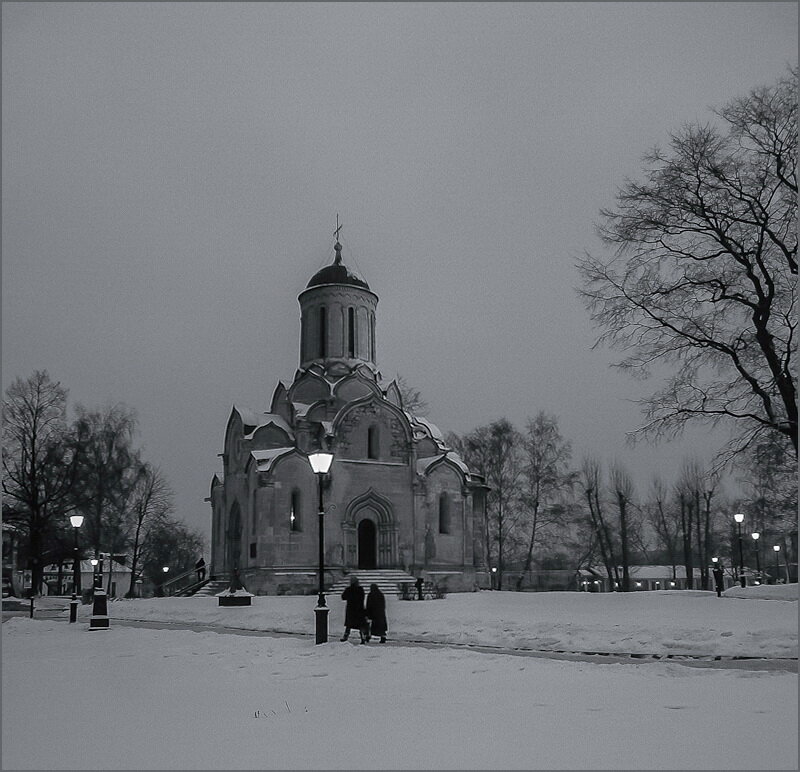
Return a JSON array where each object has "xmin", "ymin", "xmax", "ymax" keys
[
  {"xmin": 751, "ymin": 532, "xmax": 761, "ymax": 581},
  {"xmin": 734, "ymin": 513, "xmax": 746, "ymax": 587},
  {"xmin": 68, "ymin": 515, "xmax": 84, "ymax": 623},
  {"xmin": 773, "ymin": 545, "xmax": 781, "ymax": 584},
  {"xmin": 308, "ymin": 450, "xmax": 334, "ymax": 645}
]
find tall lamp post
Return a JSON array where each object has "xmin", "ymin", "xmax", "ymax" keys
[
  {"xmin": 69, "ymin": 515, "xmax": 84, "ymax": 623},
  {"xmin": 751, "ymin": 532, "xmax": 761, "ymax": 583},
  {"xmin": 308, "ymin": 450, "xmax": 334, "ymax": 645},
  {"xmin": 773, "ymin": 545, "xmax": 781, "ymax": 584},
  {"xmin": 734, "ymin": 513, "xmax": 746, "ymax": 587}
]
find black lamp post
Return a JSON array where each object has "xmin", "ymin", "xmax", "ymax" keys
[
  {"xmin": 773, "ymin": 545, "xmax": 781, "ymax": 584},
  {"xmin": 69, "ymin": 515, "xmax": 84, "ymax": 623},
  {"xmin": 751, "ymin": 532, "xmax": 761, "ymax": 583},
  {"xmin": 734, "ymin": 513, "xmax": 746, "ymax": 587},
  {"xmin": 308, "ymin": 450, "xmax": 334, "ymax": 644}
]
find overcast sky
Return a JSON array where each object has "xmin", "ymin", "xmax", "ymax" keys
[{"xmin": 3, "ymin": 2, "xmax": 797, "ymax": 543}]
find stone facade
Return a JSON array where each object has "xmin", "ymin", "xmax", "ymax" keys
[{"xmin": 208, "ymin": 241, "xmax": 490, "ymax": 594}]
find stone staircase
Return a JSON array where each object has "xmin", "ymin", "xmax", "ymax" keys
[
  {"xmin": 328, "ymin": 569, "xmax": 418, "ymax": 599},
  {"xmin": 190, "ymin": 580, "xmax": 230, "ymax": 597}
]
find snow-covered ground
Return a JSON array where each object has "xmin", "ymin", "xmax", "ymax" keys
[
  {"xmin": 2, "ymin": 587, "xmax": 797, "ymax": 770},
  {"xmin": 59, "ymin": 583, "xmax": 800, "ymax": 658}
]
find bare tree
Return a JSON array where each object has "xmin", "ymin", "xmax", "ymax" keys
[
  {"xmin": 70, "ymin": 404, "xmax": 138, "ymax": 565},
  {"xmin": 610, "ymin": 463, "xmax": 636, "ymax": 591},
  {"xmin": 462, "ymin": 419, "xmax": 523, "ymax": 589},
  {"xmin": 579, "ymin": 69, "xmax": 797, "ymax": 458},
  {"xmin": 395, "ymin": 373, "xmax": 429, "ymax": 416},
  {"xmin": 579, "ymin": 457, "xmax": 619, "ymax": 589},
  {"xmin": 645, "ymin": 476, "xmax": 681, "ymax": 578},
  {"xmin": 2, "ymin": 371, "xmax": 76, "ymax": 595},
  {"xmin": 124, "ymin": 463, "xmax": 173, "ymax": 597},
  {"xmin": 515, "ymin": 412, "xmax": 576, "ymax": 590}
]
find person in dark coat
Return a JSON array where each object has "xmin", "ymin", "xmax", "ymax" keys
[
  {"xmin": 195, "ymin": 557, "xmax": 206, "ymax": 582},
  {"xmin": 340, "ymin": 576, "xmax": 368, "ymax": 643},
  {"xmin": 712, "ymin": 565, "xmax": 725, "ymax": 597},
  {"xmin": 365, "ymin": 583, "xmax": 388, "ymax": 643}
]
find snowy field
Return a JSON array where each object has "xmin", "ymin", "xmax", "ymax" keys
[
  {"xmin": 64, "ymin": 584, "xmax": 799, "ymax": 657},
  {"xmin": 2, "ymin": 587, "xmax": 797, "ymax": 770}
]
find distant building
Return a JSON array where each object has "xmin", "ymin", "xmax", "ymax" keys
[
  {"xmin": 209, "ymin": 238, "xmax": 490, "ymax": 595},
  {"xmin": 577, "ymin": 565, "xmax": 729, "ymax": 592}
]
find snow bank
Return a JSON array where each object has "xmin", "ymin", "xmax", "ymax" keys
[{"xmin": 76, "ymin": 587, "xmax": 800, "ymax": 658}]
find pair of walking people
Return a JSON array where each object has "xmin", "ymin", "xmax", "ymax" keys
[{"xmin": 340, "ymin": 576, "xmax": 388, "ymax": 644}]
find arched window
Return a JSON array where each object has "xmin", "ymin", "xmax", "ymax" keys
[
  {"xmin": 319, "ymin": 307, "xmax": 327, "ymax": 358},
  {"xmin": 439, "ymin": 492, "xmax": 451, "ymax": 534},
  {"xmin": 348, "ymin": 307, "xmax": 355, "ymax": 358},
  {"xmin": 290, "ymin": 489, "xmax": 302, "ymax": 532},
  {"xmin": 367, "ymin": 425, "xmax": 379, "ymax": 460}
]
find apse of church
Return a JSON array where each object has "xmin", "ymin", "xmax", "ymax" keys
[{"xmin": 208, "ymin": 237, "xmax": 490, "ymax": 595}]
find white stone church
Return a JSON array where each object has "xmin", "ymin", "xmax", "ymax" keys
[{"xmin": 208, "ymin": 237, "xmax": 490, "ymax": 594}]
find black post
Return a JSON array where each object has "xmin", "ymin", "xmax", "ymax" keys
[
  {"xmin": 72, "ymin": 527, "xmax": 82, "ymax": 598},
  {"xmin": 314, "ymin": 472, "xmax": 329, "ymax": 644},
  {"xmin": 753, "ymin": 541, "xmax": 761, "ymax": 580},
  {"xmin": 737, "ymin": 522, "xmax": 746, "ymax": 588},
  {"xmin": 774, "ymin": 549, "xmax": 780, "ymax": 584}
]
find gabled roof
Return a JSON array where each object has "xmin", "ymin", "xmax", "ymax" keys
[
  {"xmin": 250, "ymin": 447, "xmax": 295, "ymax": 473},
  {"xmin": 416, "ymin": 451, "xmax": 471, "ymax": 479}
]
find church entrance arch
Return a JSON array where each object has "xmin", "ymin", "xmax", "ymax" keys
[
  {"xmin": 342, "ymin": 489, "xmax": 397, "ymax": 569},
  {"xmin": 357, "ymin": 519, "xmax": 377, "ymax": 569}
]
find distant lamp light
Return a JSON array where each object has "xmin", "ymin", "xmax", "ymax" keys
[
  {"xmin": 751, "ymin": 532, "xmax": 760, "ymax": 541},
  {"xmin": 773, "ymin": 545, "xmax": 781, "ymax": 553},
  {"xmin": 670, "ymin": 581, "xmax": 676, "ymax": 587},
  {"xmin": 162, "ymin": 566, "xmax": 169, "ymax": 573},
  {"xmin": 734, "ymin": 513, "xmax": 745, "ymax": 523},
  {"xmin": 90, "ymin": 558, "xmax": 98, "ymax": 567},
  {"xmin": 635, "ymin": 582, "xmax": 642, "ymax": 587},
  {"xmin": 754, "ymin": 580, "xmax": 761, "ymax": 586},
  {"xmin": 711, "ymin": 556, "xmax": 719, "ymax": 564},
  {"xmin": 491, "ymin": 567, "xmax": 497, "ymax": 573},
  {"xmin": 69, "ymin": 515, "xmax": 84, "ymax": 528},
  {"xmin": 308, "ymin": 451, "xmax": 334, "ymax": 475},
  {"xmin": 594, "ymin": 580, "xmax": 600, "ymax": 585}
]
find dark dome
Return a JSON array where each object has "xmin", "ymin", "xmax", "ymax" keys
[
  {"xmin": 306, "ymin": 263, "xmax": 370, "ymax": 290},
  {"xmin": 306, "ymin": 242, "xmax": 370, "ymax": 290}
]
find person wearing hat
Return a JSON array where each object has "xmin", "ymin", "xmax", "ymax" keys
[{"xmin": 340, "ymin": 575, "xmax": 368, "ymax": 643}]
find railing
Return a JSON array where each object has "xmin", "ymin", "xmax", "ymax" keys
[{"xmin": 161, "ymin": 567, "xmax": 202, "ymax": 597}]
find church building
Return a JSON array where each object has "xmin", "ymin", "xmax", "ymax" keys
[{"xmin": 208, "ymin": 237, "xmax": 490, "ymax": 595}]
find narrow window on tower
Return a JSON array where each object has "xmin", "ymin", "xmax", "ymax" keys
[
  {"xmin": 319, "ymin": 307, "xmax": 327, "ymax": 358},
  {"xmin": 290, "ymin": 489, "xmax": 302, "ymax": 532},
  {"xmin": 367, "ymin": 424, "xmax": 379, "ymax": 459},
  {"xmin": 439, "ymin": 492, "xmax": 451, "ymax": 534},
  {"xmin": 348, "ymin": 307, "xmax": 355, "ymax": 358}
]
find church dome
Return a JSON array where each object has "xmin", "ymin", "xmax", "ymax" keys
[{"xmin": 306, "ymin": 242, "xmax": 370, "ymax": 290}]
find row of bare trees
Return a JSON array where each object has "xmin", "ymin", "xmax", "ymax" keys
[
  {"xmin": 446, "ymin": 410, "xmax": 794, "ymax": 590},
  {"xmin": 2, "ymin": 370, "xmax": 204, "ymax": 596}
]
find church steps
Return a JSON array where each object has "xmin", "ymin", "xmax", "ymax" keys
[{"xmin": 327, "ymin": 569, "xmax": 418, "ymax": 598}]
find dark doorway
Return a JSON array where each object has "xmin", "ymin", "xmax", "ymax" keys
[{"xmin": 357, "ymin": 519, "xmax": 377, "ymax": 569}]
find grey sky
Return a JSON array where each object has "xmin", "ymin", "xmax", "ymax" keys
[{"xmin": 3, "ymin": 2, "xmax": 797, "ymax": 542}]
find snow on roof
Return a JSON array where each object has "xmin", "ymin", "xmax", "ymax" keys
[
  {"xmin": 413, "ymin": 416, "xmax": 444, "ymax": 440},
  {"xmin": 416, "ymin": 452, "xmax": 470, "ymax": 478},
  {"xmin": 250, "ymin": 447, "xmax": 295, "ymax": 472},
  {"xmin": 44, "ymin": 560, "xmax": 131, "ymax": 574},
  {"xmin": 581, "ymin": 566, "xmax": 704, "ymax": 580},
  {"xmin": 243, "ymin": 413, "xmax": 293, "ymax": 439},
  {"xmin": 292, "ymin": 401, "xmax": 313, "ymax": 417}
]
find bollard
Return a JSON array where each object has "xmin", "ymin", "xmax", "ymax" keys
[
  {"xmin": 69, "ymin": 596, "xmax": 79, "ymax": 623},
  {"xmin": 29, "ymin": 597, "xmax": 34, "ymax": 619},
  {"xmin": 88, "ymin": 588, "xmax": 110, "ymax": 630}
]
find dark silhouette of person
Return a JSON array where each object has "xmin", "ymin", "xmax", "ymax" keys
[
  {"xmin": 712, "ymin": 565, "xmax": 725, "ymax": 597},
  {"xmin": 340, "ymin": 576, "xmax": 368, "ymax": 643},
  {"xmin": 366, "ymin": 583, "xmax": 388, "ymax": 643},
  {"xmin": 415, "ymin": 576, "xmax": 424, "ymax": 600},
  {"xmin": 195, "ymin": 557, "xmax": 206, "ymax": 582}
]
